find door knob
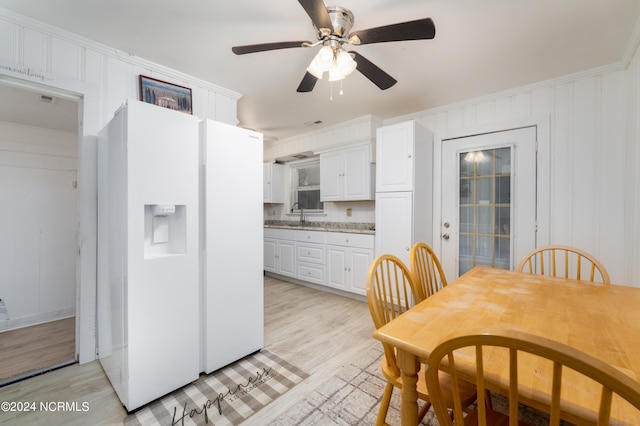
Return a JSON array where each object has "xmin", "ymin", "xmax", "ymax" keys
[{"xmin": 442, "ymin": 233, "xmax": 450, "ymax": 241}]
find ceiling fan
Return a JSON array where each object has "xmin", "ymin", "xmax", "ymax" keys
[{"xmin": 231, "ymin": 0, "xmax": 436, "ymax": 93}]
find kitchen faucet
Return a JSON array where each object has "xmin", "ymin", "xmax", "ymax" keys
[{"xmin": 290, "ymin": 202, "xmax": 305, "ymax": 226}]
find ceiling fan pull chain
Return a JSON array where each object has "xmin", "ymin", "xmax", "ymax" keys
[
  {"xmin": 339, "ymin": 79, "xmax": 344, "ymax": 96},
  {"xmin": 330, "ymin": 81, "xmax": 334, "ymax": 101}
]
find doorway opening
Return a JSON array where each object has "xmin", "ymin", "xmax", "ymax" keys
[{"xmin": 0, "ymin": 78, "xmax": 80, "ymax": 385}]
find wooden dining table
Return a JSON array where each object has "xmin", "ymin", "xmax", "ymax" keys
[{"xmin": 372, "ymin": 267, "xmax": 640, "ymax": 425}]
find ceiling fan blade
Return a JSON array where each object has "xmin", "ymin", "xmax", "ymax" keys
[
  {"xmin": 298, "ymin": 0, "xmax": 333, "ymax": 32},
  {"xmin": 349, "ymin": 18, "xmax": 435, "ymax": 45},
  {"xmin": 349, "ymin": 51, "xmax": 397, "ymax": 90},
  {"xmin": 232, "ymin": 41, "xmax": 311, "ymax": 55},
  {"xmin": 296, "ymin": 72, "xmax": 318, "ymax": 92}
]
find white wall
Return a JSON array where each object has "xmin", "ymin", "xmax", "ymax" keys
[
  {"xmin": 0, "ymin": 7, "xmax": 241, "ymax": 362},
  {"xmin": 0, "ymin": 121, "xmax": 77, "ymax": 330},
  {"xmin": 630, "ymin": 35, "xmax": 640, "ymax": 288},
  {"xmin": 265, "ymin": 43, "xmax": 640, "ymax": 287}
]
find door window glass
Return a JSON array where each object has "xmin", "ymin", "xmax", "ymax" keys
[{"xmin": 458, "ymin": 147, "xmax": 511, "ymax": 275}]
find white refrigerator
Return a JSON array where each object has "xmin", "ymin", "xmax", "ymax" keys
[
  {"xmin": 201, "ymin": 119, "xmax": 264, "ymax": 373},
  {"xmin": 97, "ymin": 99, "xmax": 201, "ymax": 411},
  {"xmin": 97, "ymin": 100, "xmax": 265, "ymax": 411}
]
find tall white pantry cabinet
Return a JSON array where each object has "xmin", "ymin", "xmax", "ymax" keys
[
  {"xmin": 97, "ymin": 99, "xmax": 263, "ymax": 411},
  {"xmin": 375, "ymin": 120, "xmax": 434, "ymax": 266}
]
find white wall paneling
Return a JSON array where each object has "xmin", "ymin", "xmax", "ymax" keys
[
  {"xmin": 385, "ymin": 62, "xmax": 636, "ymax": 286},
  {"xmin": 0, "ymin": 17, "xmax": 12, "ymax": 63},
  {"xmin": 0, "ymin": 122, "xmax": 77, "ymax": 331},
  {"xmin": 627, "ymin": 44, "xmax": 640, "ymax": 284}
]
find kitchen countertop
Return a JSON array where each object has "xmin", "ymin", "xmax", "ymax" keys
[{"xmin": 264, "ymin": 220, "xmax": 375, "ymax": 235}]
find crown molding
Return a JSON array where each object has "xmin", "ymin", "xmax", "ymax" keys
[{"xmin": 621, "ymin": 11, "xmax": 640, "ymax": 67}]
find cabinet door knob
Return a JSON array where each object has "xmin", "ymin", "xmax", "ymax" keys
[{"xmin": 407, "ymin": 154, "xmax": 412, "ymax": 158}]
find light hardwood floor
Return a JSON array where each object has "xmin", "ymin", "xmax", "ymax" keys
[
  {"xmin": 0, "ymin": 317, "xmax": 75, "ymax": 384},
  {"xmin": 0, "ymin": 276, "xmax": 377, "ymax": 425}
]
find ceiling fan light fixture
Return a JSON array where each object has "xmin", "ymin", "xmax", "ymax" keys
[
  {"xmin": 307, "ymin": 45, "xmax": 335, "ymax": 79},
  {"xmin": 328, "ymin": 64, "xmax": 345, "ymax": 82},
  {"xmin": 336, "ymin": 49, "xmax": 357, "ymax": 76},
  {"xmin": 307, "ymin": 61, "xmax": 325, "ymax": 79},
  {"xmin": 328, "ymin": 49, "xmax": 356, "ymax": 82}
]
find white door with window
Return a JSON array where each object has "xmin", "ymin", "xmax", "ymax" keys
[{"xmin": 440, "ymin": 127, "xmax": 537, "ymax": 280}]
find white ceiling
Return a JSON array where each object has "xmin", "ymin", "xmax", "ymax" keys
[{"xmin": 0, "ymin": 0, "xmax": 639, "ymax": 141}]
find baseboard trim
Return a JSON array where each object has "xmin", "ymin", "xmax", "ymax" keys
[
  {"xmin": 0, "ymin": 308, "xmax": 75, "ymax": 332},
  {"xmin": 264, "ymin": 272, "xmax": 366, "ymax": 303}
]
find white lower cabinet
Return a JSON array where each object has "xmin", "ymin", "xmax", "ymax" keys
[
  {"xmin": 265, "ymin": 228, "xmax": 374, "ymax": 296},
  {"xmin": 296, "ymin": 230, "xmax": 326, "ymax": 285},
  {"xmin": 264, "ymin": 229, "xmax": 296, "ymax": 278},
  {"xmin": 326, "ymin": 233, "xmax": 374, "ymax": 296},
  {"xmin": 276, "ymin": 240, "xmax": 296, "ymax": 277},
  {"xmin": 264, "ymin": 239, "xmax": 277, "ymax": 271},
  {"xmin": 374, "ymin": 191, "xmax": 416, "ymax": 267}
]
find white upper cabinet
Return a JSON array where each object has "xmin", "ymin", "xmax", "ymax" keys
[
  {"xmin": 376, "ymin": 121, "xmax": 419, "ymax": 192},
  {"xmin": 320, "ymin": 143, "xmax": 374, "ymax": 201},
  {"xmin": 263, "ymin": 162, "xmax": 285, "ymax": 203},
  {"xmin": 320, "ymin": 150, "xmax": 342, "ymax": 201}
]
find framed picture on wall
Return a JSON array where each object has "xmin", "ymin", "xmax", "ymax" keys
[{"xmin": 139, "ymin": 75, "xmax": 192, "ymax": 114}]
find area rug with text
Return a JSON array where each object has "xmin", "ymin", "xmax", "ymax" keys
[{"xmin": 124, "ymin": 350, "xmax": 308, "ymax": 426}]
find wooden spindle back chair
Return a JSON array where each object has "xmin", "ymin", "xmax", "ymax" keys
[
  {"xmin": 426, "ymin": 329, "xmax": 640, "ymax": 425},
  {"xmin": 516, "ymin": 245, "xmax": 610, "ymax": 284},
  {"xmin": 366, "ymin": 254, "xmax": 476, "ymax": 425},
  {"xmin": 410, "ymin": 242, "xmax": 448, "ymax": 301}
]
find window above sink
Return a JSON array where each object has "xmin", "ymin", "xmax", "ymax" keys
[{"xmin": 290, "ymin": 159, "xmax": 323, "ymax": 213}]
